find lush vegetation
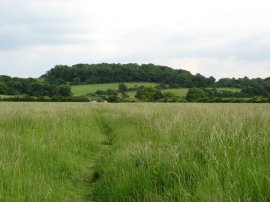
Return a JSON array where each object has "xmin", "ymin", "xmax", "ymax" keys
[
  {"xmin": 71, "ymin": 83, "xmax": 243, "ymax": 100},
  {"xmin": 1, "ymin": 63, "xmax": 270, "ymax": 101},
  {"xmin": 0, "ymin": 76, "xmax": 71, "ymax": 97},
  {"xmin": 70, "ymin": 83, "xmax": 269, "ymax": 103},
  {"xmin": 71, "ymin": 82, "xmax": 156, "ymax": 96},
  {"xmin": 44, "ymin": 63, "xmax": 270, "ymax": 95},
  {"xmin": 0, "ymin": 103, "xmax": 103, "ymax": 201},
  {"xmin": 43, "ymin": 63, "xmax": 270, "ymax": 99},
  {"xmin": 43, "ymin": 63, "xmax": 215, "ymax": 87},
  {"xmin": 217, "ymin": 77, "xmax": 270, "ymax": 97},
  {"xmin": 1, "ymin": 103, "xmax": 270, "ymax": 201}
]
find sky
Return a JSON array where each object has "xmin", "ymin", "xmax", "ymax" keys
[{"xmin": 0, "ymin": 0, "xmax": 270, "ymax": 79}]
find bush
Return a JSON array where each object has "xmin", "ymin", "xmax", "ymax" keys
[
  {"xmin": 161, "ymin": 92, "xmax": 179, "ymax": 102},
  {"xmin": 135, "ymin": 87, "xmax": 163, "ymax": 102},
  {"xmin": 186, "ymin": 88, "xmax": 206, "ymax": 102},
  {"xmin": 118, "ymin": 83, "xmax": 128, "ymax": 92}
]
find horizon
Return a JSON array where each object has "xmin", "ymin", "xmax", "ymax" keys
[{"xmin": 0, "ymin": 0, "xmax": 270, "ymax": 79}]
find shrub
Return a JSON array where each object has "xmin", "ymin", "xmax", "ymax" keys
[{"xmin": 186, "ymin": 88, "xmax": 206, "ymax": 102}]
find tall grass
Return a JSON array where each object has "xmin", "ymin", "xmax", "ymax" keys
[
  {"xmin": 92, "ymin": 103, "xmax": 270, "ymax": 201},
  {"xmin": 0, "ymin": 103, "xmax": 269, "ymax": 201},
  {"xmin": 0, "ymin": 103, "xmax": 104, "ymax": 201}
]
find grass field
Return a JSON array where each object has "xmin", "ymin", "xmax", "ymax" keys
[
  {"xmin": 1, "ymin": 103, "xmax": 269, "ymax": 201},
  {"xmin": 161, "ymin": 87, "xmax": 240, "ymax": 97},
  {"xmin": 71, "ymin": 83, "xmax": 241, "ymax": 98},
  {"xmin": 162, "ymin": 88, "xmax": 189, "ymax": 97},
  {"xmin": 216, "ymin": 87, "xmax": 241, "ymax": 92},
  {"xmin": 71, "ymin": 82, "xmax": 157, "ymax": 96},
  {"xmin": 0, "ymin": 95, "xmax": 15, "ymax": 98}
]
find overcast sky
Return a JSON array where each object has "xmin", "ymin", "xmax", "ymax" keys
[{"xmin": 0, "ymin": 0, "xmax": 270, "ymax": 79}]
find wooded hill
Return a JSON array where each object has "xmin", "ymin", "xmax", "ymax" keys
[
  {"xmin": 0, "ymin": 63, "xmax": 270, "ymax": 98},
  {"xmin": 43, "ymin": 63, "xmax": 270, "ymax": 97},
  {"xmin": 43, "ymin": 63, "xmax": 216, "ymax": 87}
]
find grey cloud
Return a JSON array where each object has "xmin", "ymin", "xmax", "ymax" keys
[
  {"xmin": 0, "ymin": 25, "xmax": 90, "ymax": 50},
  {"xmin": 0, "ymin": 0, "xmax": 92, "ymax": 50},
  {"xmin": 162, "ymin": 34, "xmax": 270, "ymax": 61}
]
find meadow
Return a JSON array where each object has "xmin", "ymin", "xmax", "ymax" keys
[
  {"xmin": 71, "ymin": 83, "xmax": 240, "ymax": 98},
  {"xmin": 0, "ymin": 95, "xmax": 15, "ymax": 98},
  {"xmin": 0, "ymin": 103, "xmax": 269, "ymax": 201},
  {"xmin": 71, "ymin": 82, "xmax": 157, "ymax": 96}
]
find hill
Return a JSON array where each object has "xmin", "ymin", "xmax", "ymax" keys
[
  {"xmin": 43, "ymin": 63, "xmax": 215, "ymax": 88},
  {"xmin": 43, "ymin": 63, "xmax": 270, "ymax": 98},
  {"xmin": 0, "ymin": 63, "xmax": 269, "ymax": 99}
]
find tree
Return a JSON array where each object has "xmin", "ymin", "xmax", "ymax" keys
[
  {"xmin": 186, "ymin": 88, "xmax": 206, "ymax": 102},
  {"xmin": 106, "ymin": 89, "xmax": 119, "ymax": 102},
  {"xmin": 118, "ymin": 83, "xmax": 128, "ymax": 92},
  {"xmin": 43, "ymin": 63, "xmax": 195, "ymax": 86},
  {"xmin": 0, "ymin": 82, "xmax": 7, "ymax": 94},
  {"xmin": 73, "ymin": 77, "xmax": 81, "ymax": 84},
  {"xmin": 208, "ymin": 76, "xmax": 216, "ymax": 86},
  {"xmin": 162, "ymin": 92, "xmax": 178, "ymax": 102},
  {"xmin": 135, "ymin": 86, "xmax": 163, "ymax": 102},
  {"xmin": 57, "ymin": 85, "xmax": 72, "ymax": 97}
]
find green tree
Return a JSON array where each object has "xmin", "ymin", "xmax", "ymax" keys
[
  {"xmin": 118, "ymin": 83, "xmax": 128, "ymax": 92},
  {"xmin": 57, "ymin": 85, "xmax": 72, "ymax": 97},
  {"xmin": 118, "ymin": 83, "xmax": 129, "ymax": 99},
  {"xmin": 73, "ymin": 77, "xmax": 81, "ymax": 84},
  {"xmin": 162, "ymin": 92, "xmax": 178, "ymax": 102},
  {"xmin": 186, "ymin": 88, "xmax": 206, "ymax": 102},
  {"xmin": 135, "ymin": 87, "xmax": 163, "ymax": 102},
  {"xmin": 106, "ymin": 89, "xmax": 119, "ymax": 102}
]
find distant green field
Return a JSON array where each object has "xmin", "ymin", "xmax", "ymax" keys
[
  {"xmin": 0, "ymin": 95, "xmax": 15, "ymax": 98},
  {"xmin": 71, "ymin": 82, "xmax": 157, "ymax": 96},
  {"xmin": 157, "ymin": 87, "xmax": 241, "ymax": 98},
  {"xmin": 71, "ymin": 83, "xmax": 241, "ymax": 98},
  {"xmin": 162, "ymin": 88, "xmax": 189, "ymax": 97},
  {"xmin": 159, "ymin": 88, "xmax": 241, "ymax": 98},
  {"xmin": 216, "ymin": 87, "xmax": 241, "ymax": 92}
]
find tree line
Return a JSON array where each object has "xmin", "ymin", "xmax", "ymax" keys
[
  {"xmin": 0, "ymin": 75, "xmax": 71, "ymax": 96},
  {"xmin": 88, "ymin": 83, "xmax": 270, "ymax": 103},
  {"xmin": 1, "ymin": 63, "xmax": 270, "ymax": 98},
  {"xmin": 44, "ymin": 63, "xmax": 270, "ymax": 97},
  {"xmin": 217, "ymin": 77, "xmax": 270, "ymax": 96},
  {"xmin": 43, "ymin": 63, "xmax": 216, "ymax": 87}
]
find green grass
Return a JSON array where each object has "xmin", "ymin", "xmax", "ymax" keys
[
  {"xmin": 162, "ymin": 88, "xmax": 189, "ymax": 97},
  {"xmin": 216, "ymin": 87, "xmax": 241, "ymax": 92},
  {"xmin": 0, "ymin": 103, "xmax": 104, "ymax": 201},
  {"xmin": 1, "ymin": 103, "xmax": 270, "ymax": 201},
  {"xmin": 71, "ymin": 83, "xmax": 241, "ymax": 98},
  {"xmin": 0, "ymin": 95, "xmax": 15, "ymax": 98},
  {"xmin": 161, "ymin": 87, "xmax": 240, "ymax": 97},
  {"xmin": 159, "ymin": 88, "xmax": 240, "ymax": 98},
  {"xmin": 71, "ymin": 82, "xmax": 157, "ymax": 96}
]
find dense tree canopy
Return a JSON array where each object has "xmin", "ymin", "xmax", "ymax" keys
[
  {"xmin": 43, "ymin": 63, "xmax": 270, "ymax": 97},
  {"xmin": 217, "ymin": 77, "xmax": 270, "ymax": 96},
  {"xmin": 43, "ymin": 63, "xmax": 214, "ymax": 88},
  {"xmin": 0, "ymin": 76, "xmax": 71, "ymax": 97},
  {"xmin": 186, "ymin": 88, "xmax": 206, "ymax": 102}
]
